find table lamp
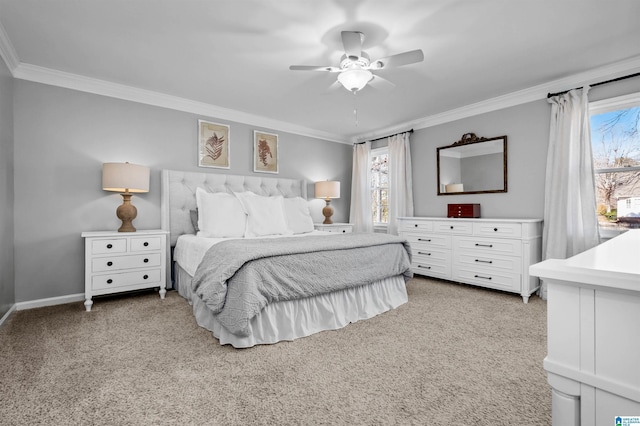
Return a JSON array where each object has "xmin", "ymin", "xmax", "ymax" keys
[
  {"xmin": 102, "ymin": 162, "xmax": 150, "ymax": 232},
  {"xmin": 315, "ymin": 180, "xmax": 340, "ymax": 224}
]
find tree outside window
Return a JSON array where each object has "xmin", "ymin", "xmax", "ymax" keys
[
  {"xmin": 590, "ymin": 102, "xmax": 640, "ymax": 233},
  {"xmin": 370, "ymin": 149, "xmax": 389, "ymax": 224}
]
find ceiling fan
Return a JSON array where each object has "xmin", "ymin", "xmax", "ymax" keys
[{"xmin": 290, "ymin": 31, "xmax": 424, "ymax": 92}]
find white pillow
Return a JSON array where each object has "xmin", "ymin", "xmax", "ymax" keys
[
  {"xmin": 195, "ymin": 187, "xmax": 246, "ymax": 238},
  {"xmin": 283, "ymin": 197, "xmax": 315, "ymax": 234},
  {"xmin": 234, "ymin": 191, "xmax": 292, "ymax": 237}
]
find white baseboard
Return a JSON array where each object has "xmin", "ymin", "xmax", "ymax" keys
[
  {"xmin": 0, "ymin": 303, "xmax": 16, "ymax": 327},
  {"xmin": 15, "ymin": 293, "xmax": 85, "ymax": 311}
]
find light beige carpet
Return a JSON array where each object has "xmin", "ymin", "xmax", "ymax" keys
[{"xmin": 0, "ymin": 277, "xmax": 550, "ymax": 425}]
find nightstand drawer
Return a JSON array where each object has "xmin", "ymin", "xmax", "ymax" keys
[
  {"xmin": 130, "ymin": 236, "xmax": 162, "ymax": 251},
  {"xmin": 91, "ymin": 239, "xmax": 127, "ymax": 254},
  {"xmin": 92, "ymin": 269, "xmax": 162, "ymax": 290},
  {"xmin": 92, "ymin": 253, "xmax": 162, "ymax": 272}
]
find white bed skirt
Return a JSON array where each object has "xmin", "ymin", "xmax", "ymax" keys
[{"xmin": 175, "ymin": 265, "xmax": 408, "ymax": 348}]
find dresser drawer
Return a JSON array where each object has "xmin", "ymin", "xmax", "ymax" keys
[
  {"xmin": 92, "ymin": 269, "xmax": 162, "ymax": 290},
  {"xmin": 404, "ymin": 232, "xmax": 451, "ymax": 250},
  {"xmin": 473, "ymin": 222, "xmax": 522, "ymax": 238},
  {"xmin": 398, "ymin": 219, "xmax": 433, "ymax": 232},
  {"xmin": 91, "ymin": 238, "xmax": 127, "ymax": 254},
  {"xmin": 433, "ymin": 220, "xmax": 473, "ymax": 234},
  {"xmin": 92, "ymin": 253, "xmax": 162, "ymax": 272},
  {"xmin": 130, "ymin": 236, "xmax": 162, "ymax": 252},
  {"xmin": 412, "ymin": 257, "xmax": 451, "ymax": 279},
  {"xmin": 454, "ymin": 268, "xmax": 521, "ymax": 292},
  {"xmin": 455, "ymin": 252, "xmax": 522, "ymax": 273},
  {"xmin": 455, "ymin": 236, "xmax": 522, "ymax": 257}
]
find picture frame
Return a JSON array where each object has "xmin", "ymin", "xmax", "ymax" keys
[
  {"xmin": 198, "ymin": 120, "xmax": 230, "ymax": 169},
  {"xmin": 253, "ymin": 130, "xmax": 278, "ymax": 174}
]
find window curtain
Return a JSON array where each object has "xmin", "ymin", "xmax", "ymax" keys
[
  {"xmin": 387, "ymin": 132, "xmax": 414, "ymax": 235},
  {"xmin": 350, "ymin": 141, "xmax": 373, "ymax": 232},
  {"xmin": 541, "ymin": 87, "xmax": 600, "ymax": 298}
]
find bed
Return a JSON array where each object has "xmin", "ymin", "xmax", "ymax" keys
[{"xmin": 160, "ymin": 169, "xmax": 412, "ymax": 348}]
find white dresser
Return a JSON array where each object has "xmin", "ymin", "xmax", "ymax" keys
[
  {"xmin": 314, "ymin": 223, "xmax": 353, "ymax": 233},
  {"xmin": 82, "ymin": 230, "xmax": 168, "ymax": 311},
  {"xmin": 398, "ymin": 217, "xmax": 542, "ymax": 302},
  {"xmin": 530, "ymin": 230, "xmax": 640, "ymax": 426}
]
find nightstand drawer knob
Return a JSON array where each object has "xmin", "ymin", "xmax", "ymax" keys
[
  {"xmin": 107, "ymin": 261, "xmax": 113, "ymax": 267},
  {"xmin": 143, "ymin": 242, "xmax": 149, "ymax": 247},
  {"xmin": 143, "ymin": 274, "xmax": 149, "ymax": 280},
  {"xmin": 143, "ymin": 258, "xmax": 149, "ymax": 263},
  {"xmin": 106, "ymin": 279, "xmax": 113, "ymax": 284},
  {"xmin": 106, "ymin": 244, "xmax": 113, "ymax": 249}
]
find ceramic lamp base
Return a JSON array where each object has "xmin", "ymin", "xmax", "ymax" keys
[
  {"xmin": 116, "ymin": 193, "xmax": 137, "ymax": 232},
  {"xmin": 322, "ymin": 199, "xmax": 334, "ymax": 224}
]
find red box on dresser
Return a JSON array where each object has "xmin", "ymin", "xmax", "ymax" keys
[{"xmin": 447, "ymin": 203, "xmax": 481, "ymax": 218}]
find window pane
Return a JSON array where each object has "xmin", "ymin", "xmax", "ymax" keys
[
  {"xmin": 370, "ymin": 151, "xmax": 389, "ymax": 224},
  {"xmin": 591, "ymin": 106, "xmax": 640, "ymax": 231}
]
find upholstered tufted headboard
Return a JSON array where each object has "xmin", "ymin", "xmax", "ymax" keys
[{"xmin": 161, "ymin": 169, "xmax": 307, "ymax": 246}]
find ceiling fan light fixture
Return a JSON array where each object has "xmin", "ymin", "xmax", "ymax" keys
[{"xmin": 337, "ymin": 68, "xmax": 373, "ymax": 92}]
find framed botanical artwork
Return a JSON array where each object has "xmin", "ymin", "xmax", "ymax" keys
[
  {"xmin": 198, "ymin": 120, "xmax": 230, "ymax": 168},
  {"xmin": 253, "ymin": 130, "xmax": 278, "ymax": 174}
]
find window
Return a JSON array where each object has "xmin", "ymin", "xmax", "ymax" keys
[
  {"xmin": 590, "ymin": 92, "xmax": 640, "ymax": 236},
  {"xmin": 370, "ymin": 147, "xmax": 389, "ymax": 225}
]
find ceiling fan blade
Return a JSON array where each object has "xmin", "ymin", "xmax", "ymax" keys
[
  {"xmin": 341, "ymin": 31, "xmax": 363, "ymax": 60},
  {"xmin": 368, "ymin": 74, "xmax": 395, "ymax": 92},
  {"xmin": 369, "ymin": 49, "xmax": 424, "ymax": 70},
  {"xmin": 289, "ymin": 65, "xmax": 341, "ymax": 72}
]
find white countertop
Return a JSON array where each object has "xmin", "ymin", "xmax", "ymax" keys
[{"xmin": 530, "ymin": 229, "xmax": 640, "ymax": 292}]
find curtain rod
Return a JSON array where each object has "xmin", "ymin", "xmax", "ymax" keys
[
  {"xmin": 355, "ymin": 129, "xmax": 414, "ymax": 145},
  {"xmin": 547, "ymin": 71, "xmax": 640, "ymax": 98}
]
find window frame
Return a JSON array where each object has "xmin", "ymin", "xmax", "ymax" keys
[{"xmin": 589, "ymin": 91, "xmax": 640, "ymax": 239}]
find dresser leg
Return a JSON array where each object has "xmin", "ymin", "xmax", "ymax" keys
[
  {"xmin": 159, "ymin": 287, "xmax": 166, "ymax": 299},
  {"xmin": 84, "ymin": 298, "xmax": 93, "ymax": 312},
  {"xmin": 522, "ymin": 295, "xmax": 530, "ymax": 303}
]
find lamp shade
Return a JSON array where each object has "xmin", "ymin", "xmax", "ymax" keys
[
  {"xmin": 337, "ymin": 68, "xmax": 373, "ymax": 92},
  {"xmin": 445, "ymin": 183, "xmax": 464, "ymax": 193},
  {"xmin": 315, "ymin": 181, "xmax": 340, "ymax": 199},
  {"xmin": 102, "ymin": 162, "xmax": 150, "ymax": 193}
]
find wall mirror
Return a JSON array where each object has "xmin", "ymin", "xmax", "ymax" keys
[{"xmin": 437, "ymin": 133, "xmax": 507, "ymax": 195}]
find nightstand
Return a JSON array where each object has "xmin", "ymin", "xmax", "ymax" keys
[
  {"xmin": 81, "ymin": 229, "xmax": 168, "ymax": 312},
  {"xmin": 314, "ymin": 223, "xmax": 353, "ymax": 233}
]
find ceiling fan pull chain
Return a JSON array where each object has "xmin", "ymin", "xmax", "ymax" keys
[{"xmin": 353, "ymin": 90, "xmax": 359, "ymax": 127}]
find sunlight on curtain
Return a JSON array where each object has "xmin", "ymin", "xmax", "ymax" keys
[
  {"xmin": 541, "ymin": 87, "xmax": 600, "ymax": 298},
  {"xmin": 387, "ymin": 132, "xmax": 414, "ymax": 235},
  {"xmin": 350, "ymin": 142, "xmax": 373, "ymax": 232}
]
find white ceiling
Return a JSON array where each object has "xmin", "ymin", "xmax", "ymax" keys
[{"xmin": 1, "ymin": 0, "xmax": 640, "ymax": 143}]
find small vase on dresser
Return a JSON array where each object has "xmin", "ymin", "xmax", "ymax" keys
[{"xmin": 397, "ymin": 217, "xmax": 543, "ymax": 303}]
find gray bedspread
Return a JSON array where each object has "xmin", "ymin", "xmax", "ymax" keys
[{"xmin": 191, "ymin": 233, "xmax": 413, "ymax": 336}]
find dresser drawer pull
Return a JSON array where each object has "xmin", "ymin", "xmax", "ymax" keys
[
  {"xmin": 143, "ymin": 274, "xmax": 149, "ymax": 280},
  {"xmin": 106, "ymin": 279, "xmax": 113, "ymax": 284},
  {"xmin": 143, "ymin": 258, "xmax": 149, "ymax": 263},
  {"xmin": 475, "ymin": 259, "xmax": 493, "ymax": 264},
  {"xmin": 417, "ymin": 265, "xmax": 431, "ymax": 270},
  {"xmin": 106, "ymin": 244, "xmax": 113, "ymax": 249},
  {"xmin": 474, "ymin": 275, "xmax": 492, "ymax": 280},
  {"xmin": 143, "ymin": 242, "xmax": 149, "ymax": 247},
  {"xmin": 450, "ymin": 226, "xmax": 454, "ymax": 229},
  {"xmin": 417, "ymin": 252, "xmax": 431, "ymax": 256},
  {"xmin": 494, "ymin": 228, "xmax": 498, "ymax": 232},
  {"xmin": 107, "ymin": 261, "xmax": 113, "ymax": 267},
  {"xmin": 418, "ymin": 238, "xmax": 431, "ymax": 242},
  {"xmin": 475, "ymin": 243, "xmax": 493, "ymax": 248}
]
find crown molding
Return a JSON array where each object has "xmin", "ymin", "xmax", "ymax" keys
[
  {"xmin": 354, "ymin": 55, "xmax": 640, "ymax": 143},
  {"xmin": 0, "ymin": 20, "xmax": 19, "ymax": 73},
  {"xmin": 12, "ymin": 63, "xmax": 350, "ymax": 145}
]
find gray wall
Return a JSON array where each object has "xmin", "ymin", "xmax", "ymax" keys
[
  {"xmin": 410, "ymin": 76, "xmax": 640, "ymax": 220},
  {"xmin": 13, "ymin": 81, "xmax": 352, "ymax": 302},
  {"xmin": 412, "ymin": 100, "xmax": 550, "ymax": 218},
  {"xmin": 0, "ymin": 57, "xmax": 14, "ymax": 317}
]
